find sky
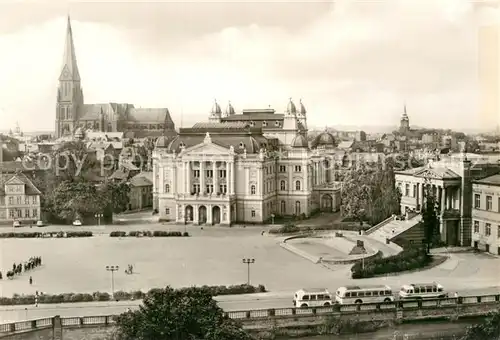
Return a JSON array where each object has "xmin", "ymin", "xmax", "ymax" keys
[{"xmin": 0, "ymin": 0, "xmax": 499, "ymax": 133}]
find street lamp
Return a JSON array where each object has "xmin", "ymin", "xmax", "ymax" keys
[
  {"xmin": 242, "ymin": 258, "xmax": 255, "ymax": 285},
  {"xmin": 95, "ymin": 213, "xmax": 103, "ymax": 226},
  {"xmin": 105, "ymin": 265, "xmax": 119, "ymax": 298}
]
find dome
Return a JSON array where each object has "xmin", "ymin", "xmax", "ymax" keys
[
  {"xmin": 225, "ymin": 101, "xmax": 235, "ymax": 116},
  {"xmin": 286, "ymin": 98, "xmax": 296, "ymax": 114},
  {"xmin": 312, "ymin": 130, "xmax": 336, "ymax": 148},
  {"xmin": 299, "ymin": 99, "xmax": 307, "ymax": 115},
  {"xmin": 155, "ymin": 135, "xmax": 171, "ymax": 148},
  {"xmin": 291, "ymin": 133, "xmax": 308, "ymax": 148},
  {"xmin": 211, "ymin": 100, "xmax": 222, "ymax": 115}
]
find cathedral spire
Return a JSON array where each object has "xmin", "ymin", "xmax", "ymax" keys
[{"xmin": 59, "ymin": 15, "xmax": 80, "ymax": 81}]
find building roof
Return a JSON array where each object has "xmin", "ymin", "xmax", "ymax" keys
[
  {"xmin": 129, "ymin": 172, "xmax": 153, "ymax": 187},
  {"xmin": 109, "ymin": 169, "xmax": 129, "ymax": 181},
  {"xmin": 396, "ymin": 165, "xmax": 461, "ymax": 180},
  {"xmin": 291, "ymin": 133, "xmax": 308, "ymax": 148},
  {"xmin": 167, "ymin": 134, "xmax": 266, "ymax": 154},
  {"xmin": 474, "ymin": 174, "xmax": 500, "ymax": 186},
  {"xmin": 0, "ymin": 173, "xmax": 41, "ymax": 195},
  {"xmin": 222, "ymin": 113, "xmax": 284, "ymax": 121},
  {"xmin": 191, "ymin": 122, "xmax": 249, "ymax": 130}
]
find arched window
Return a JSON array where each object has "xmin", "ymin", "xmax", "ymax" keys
[
  {"xmin": 251, "ymin": 185, "xmax": 256, "ymax": 194},
  {"xmin": 281, "ymin": 201, "xmax": 286, "ymax": 214},
  {"xmin": 165, "ymin": 184, "xmax": 170, "ymax": 193},
  {"xmin": 179, "ymin": 142, "xmax": 185, "ymax": 148},
  {"xmin": 262, "ymin": 121, "xmax": 267, "ymax": 127},
  {"xmin": 280, "ymin": 180, "xmax": 286, "ymax": 191},
  {"xmin": 295, "ymin": 201, "xmax": 301, "ymax": 215},
  {"xmin": 295, "ymin": 180, "xmax": 301, "ymax": 191}
]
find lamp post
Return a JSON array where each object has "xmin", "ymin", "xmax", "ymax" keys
[
  {"xmin": 95, "ymin": 213, "xmax": 103, "ymax": 226},
  {"xmin": 242, "ymin": 258, "xmax": 255, "ymax": 285},
  {"xmin": 105, "ymin": 265, "xmax": 119, "ymax": 298}
]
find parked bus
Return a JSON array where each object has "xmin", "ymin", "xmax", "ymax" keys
[
  {"xmin": 335, "ymin": 285, "xmax": 394, "ymax": 304},
  {"xmin": 398, "ymin": 282, "xmax": 448, "ymax": 300},
  {"xmin": 293, "ymin": 288, "xmax": 333, "ymax": 308}
]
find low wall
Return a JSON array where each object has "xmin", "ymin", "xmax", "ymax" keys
[{"xmin": 1, "ymin": 295, "xmax": 499, "ymax": 340}]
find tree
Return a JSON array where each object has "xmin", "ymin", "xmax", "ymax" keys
[
  {"xmin": 105, "ymin": 182, "xmax": 130, "ymax": 213},
  {"xmin": 112, "ymin": 286, "xmax": 252, "ymax": 340},
  {"xmin": 460, "ymin": 311, "xmax": 500, "ymax": 340},
  {"xmin": 422, "ymin": 179, "xmax": 440, "ymax": 253}
]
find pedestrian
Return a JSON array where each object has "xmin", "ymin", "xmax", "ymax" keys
[{"xmin": 29, "ymin": 276, "xmax": 33, "ymax": 285}]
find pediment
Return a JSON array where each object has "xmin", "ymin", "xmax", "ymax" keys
[
  {"xmin": 5, "ymin": 176, "xmax": 25, "ymax": 186},
  {"xmin": 182, "ymin": 142, "xmax": 230, "ymax": 156},
  {"xmin": 414, "ymin": 169, "xmax": 443, "ymax": 180}
]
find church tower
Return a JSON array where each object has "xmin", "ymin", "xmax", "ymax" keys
[
  {"xmin": 55, "ymin": 16, "xmax": 84, "ymax": 138},
  {"xmin": 399, "ymin": 104, "xmax": 410, "ymax": 134}
]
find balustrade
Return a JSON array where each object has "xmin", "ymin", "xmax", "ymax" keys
[{"xmin": 1, "ymin": 294, "xmax": 500, "ymax": 334}]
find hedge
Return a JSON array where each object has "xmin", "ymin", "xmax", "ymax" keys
[
  {"xmin": 351, "ymin": 247, "xmax": 432, "ymax": 279},
  {"xmin": 268, "ymin": 223, "xmax": 370, "ymax": 234},
  {"xmin": 0, "ymin": 284, "xmax": 267, "ymax": 306},
  {"xmin": 110, "ymin": 231, "xmax": 189, "ymax": 237},
  {"xmin": 0, "ymin": 231, "xmax": 93, "ymax": 238}
]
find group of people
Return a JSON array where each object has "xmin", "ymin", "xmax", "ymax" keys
[{"xmin": 0, "ymin": 256, "xmax": 42, "ymax": 280}]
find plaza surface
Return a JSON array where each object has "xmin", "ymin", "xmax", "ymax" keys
[{"xmin": 1, "ymin": 225, "xmax": 499, "ymax": 299}]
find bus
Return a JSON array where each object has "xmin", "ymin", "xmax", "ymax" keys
[
  {"xmin": 293, "ymin": 288, "xmax": 333, "ymax": 308},
  {"xmin": 398, "ymin": 282, "xmax": 448, "ymax": 300},
  {"xmin": 335, "ymin": 285, "xmax": 394, "ymax": 304}
]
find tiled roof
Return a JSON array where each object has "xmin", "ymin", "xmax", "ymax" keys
[
  {"xmin": 222, "ymin": 113, "xmax": 284, "ymax": 121},
  {"xmin": 129, "ymin": 172, "xmax": 153, "ymax": 187},
  {"xmin": 0, "ymin": 173, "xmax": 41, "ymax": 195},
  {"xmin": 109, "ymin": 169, "xmax": 129, "ymax": 180},
  {"xmin": 128, "ymin": 108, "xmax": 174, "ymax": 125},
  {"xmin": 474, "ymin": 174, "xmax": 500, "ymax": 186},
  {"xmin": 191, "ymin": 122, "xmax": 249, "ymax": 129},
  {"xmin": 167, "ymin": 134, "xmax": 267, "ymax": 154}
]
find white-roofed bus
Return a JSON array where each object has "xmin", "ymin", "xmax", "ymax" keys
[
  {"xmin": 399, "ymin": 282, "xmax": 448, "ymax": 300},
  {"xmin": 293, "ymin": 288, "xmax": 333, "ymax": 308},
  {"xmin": 335, "ymin": 285, "xmax": 394, "ymax": 304}
]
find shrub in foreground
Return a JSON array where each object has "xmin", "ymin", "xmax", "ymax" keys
[
  {"xmin": 0, "ymin": 284, "xmax": 266, "ymax": 306},
  {"xmin": 0, "ymin": 231, "xmax": 93, "ymax": 238},
  {"xmin": 109, "ymin": 230, "xmax": 189, "ymax": 237},
  {"xmin": 351, "ymin": 246, "xmax": 431, "ymax": 279}
]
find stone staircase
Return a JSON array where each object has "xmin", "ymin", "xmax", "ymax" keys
[{"xmin": 368, "ymin": 214, "xmax": 422, "ymax": 245}]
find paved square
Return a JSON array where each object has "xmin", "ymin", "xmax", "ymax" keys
[{"xmin": 1, "ymin": 226, "xmax": 499, "ymax": 298}]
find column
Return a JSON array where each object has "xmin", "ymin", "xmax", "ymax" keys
[
  {"xmin": 448, "ymin": 188, "xmax": 453, "ymax": 209},
  {"xmin": 200, "ymin": 161, "xmax": 205, "ymax": 194},
  {"xmin": 415, "ymin": 183, "xmax": 420, "ymax": 209},
  {"xmin": 245, "ymin": 167, "xmax": 250, "ymax": 195},
  {"xmin": 207, "ymin": 204, "xmax": 213, "ymax": 225},
  {"xmin": 186, "ymin": 162, "xmax": 191, "ymax": 194},
  {"xmin": 193, "ymin": 205, "xmax": 199, "ymax": 224},
  {"xmin": 213, "ymin": 161, "xmax": 218, "ymax": 194},
  {"xmin": 225, "ymin": 161, "xmax": 230, "ymax": 194},
  {"xmin": 440, "ymin": 186, "xmax": 446, "ymax": 215},
  {"xmin": 175, "ymin": 204, "xmax": 179, "ymax": 222},
  {"xmin": 172, "ymin": 163, "xmax": 177, "ymax": 194},
  {"xmin": 230, "ymin": 161, "xmax": 235, "ymax": 195}
]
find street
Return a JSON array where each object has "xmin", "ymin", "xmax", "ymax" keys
[{"xmin": 1, "ymin": 286, "xmax": 499, "ymax": 323}]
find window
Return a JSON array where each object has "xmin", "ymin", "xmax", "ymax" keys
[
  {"xmin": 294, "ymin": 165, "xmax": 302, "ymax": 172},
  {"xmin": 485, "ymin": 223, "xmax": 491, "ymax": 236},
  {"xmin": 32, "ymin": 196, "xmax": 36, "ymax": 204},
  {"xmin": 486, "ymin": 196, "xmax": 492, "ymax": 211},
  {"xmin": 206, "ymin": 185, "xmax": 213, "ymax": 194},
  {"xmin": 239, "ymin": 142, "xmax": 245, "ymax": 148},
  {"xmin": 193, "ymin": 184, "xmax": 200, "ymax": 194},
  {"xmin": 281, "ymin": 201, "xmax": 286, "ymax": 214},
  {"xmin": 25, "ymin": 197, "xmax": 29, "ymax": 205},
  {"xmin": 165, "ymin": 208, "xmax": 170, "ymax": 215},
  {"xmin": 498, "ymin": 198, "xmax": 500, "ymax": 212},
  {"xmin": 165, "ymin": 184, "xmax": 170, "ymax": 193},
  {"xmin": 262, "ymin": 121, "xmax": 267, "ymax": 127},
  {"xmin": 295, "ymin": 180, "xmax": 301, "ymax": 191},
  {"xmin": 17, "ymin": 197, "xmax": 21, "ymax": 205},
  {"xmin": 474, "ymin": 194, "xmax": 480, "ymax": 209},
  {"xmin": 498, "ymin": 225, "xmax": 500, "ymax": 238},
  {"xmin": 280, "ymin": 180, "xmax": 286, "ymax": 191},
  {"xmin": 250, "ymin": 185, "xmax": 256, "ymax": 194},
  {"xmin": 206, "ymin": 170, "xmax": 213, "ymax": 178},
  {"xmin": 17, "ymin": 210, "xmax": 22, "ymax": 218},
  {"xmin": 219, "ymin": 184, "xmax": 227, "ymax": 194},
  {"xmin": 279, "ymin": 165, "xmax": 286, "ymax": 172},
  {"xmin": 405, "ymin": 184, "xmax": 410, "ymax": 197},
  {"xmin": 24, "ymin": 209, "xmax": 30, "ymax": 218},
  {"xmin": 413, "ymin": 185, "xmax": 416, "ymax": 198},
  {"xmin": 32, "ymin": 209, "xmax": 37, "ymax": 218},
  {"xmin": 275, "ymin": 120, "xmax": 280, "ymax": 126},
  {"xmin": 194, "ymin": 170, "xmax": 200, "ymax": 178},
  {"xmin": 8, "ymin": 197, "xmax": 12, "ymax": 205},
  {"xmin": 179, "ymin": 142, "xmax": 185, "ymax": 148},
  {"xmin": 295, "ymin": 201, "xmax": 301, "ymax": 215},
  {"xmin": 219, "ymin": 170, "xmax": 227, "ymax": 178},
  {"xmin": 251, "ymin": 210, "xmax": 256, "ymax": 217},
  {"xmin": 474, "ymin": 220, "xmax": 479, "ymax": 233},
  {"xmin": 9, "ymin": 210, "xmax": 15, "ymax": 218},
  {"xmin": 250, "ymin": 121, "xmax": 255, "ymax": 127}
]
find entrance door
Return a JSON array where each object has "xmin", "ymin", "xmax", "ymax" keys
[
  {"xmin": 198, "ymin": 206, "xmax": 207, "ymax": 224},
  {"xmin": 212, "ymin": 206, "xmax": 221, "ymax": 225}
]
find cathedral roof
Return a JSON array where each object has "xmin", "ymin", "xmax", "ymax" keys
[
  {"xmin": 59, "ymin": 16, "xmax": 80, "ymax": 82},
  {"xmin": 291, "ymin": 133, "xmax": 308, "ymax": 148},
  {"xmin": 311, "ymin": 130, "xmax": 337, "ymax": 149},
  {"xmin": 286, "ymin": 98, "xmax": 297, "ymax": 114}
]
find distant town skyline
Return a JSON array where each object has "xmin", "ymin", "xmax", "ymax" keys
[{"xmin": 0, "ymin": 0, "xmax": 499, "ymax": 132}]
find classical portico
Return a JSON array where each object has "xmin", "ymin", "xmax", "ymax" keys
[
  {"xmin": 176, "ymin": 203, "xmax": 229, "ymax": 225},
  {"xmin": 396, "ymin": 165, "xmax": 463, "ymax": 246}
]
